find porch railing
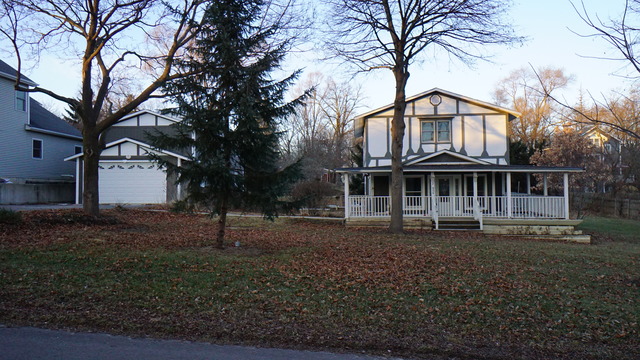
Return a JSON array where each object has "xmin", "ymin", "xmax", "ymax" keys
[{"xmin": 347, "ymin": 195, "xmax": 565, "ymax": 219}]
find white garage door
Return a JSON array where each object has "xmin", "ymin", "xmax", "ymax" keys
[{"xmin": 99, "ymin": 161, "xmax": 167, "ymax": 204}]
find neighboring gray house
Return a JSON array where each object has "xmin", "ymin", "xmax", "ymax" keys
[
  {"xmin": 0, "ymin": 59, "xmax": 82, "ymax": 203},
  {"xmin": 65, "ymin": 110, "xmax": 187, "ymax": 204}
]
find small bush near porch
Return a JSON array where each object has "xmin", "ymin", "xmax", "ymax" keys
[{"xmin": 0, "ymin": 210, "xmax": 638, "ymax": 359}]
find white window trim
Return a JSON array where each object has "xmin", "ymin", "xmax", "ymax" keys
[
  {"xmin": 420, "ymin": 118, "xmax": 452, "ymax": 144},
  {"xmin": 16, "ymin": 90, "xmax": 27, "ymax": 112},
  {"xmin": 32, "ymin": 138, "xmax": 43, "ymax": 160}
]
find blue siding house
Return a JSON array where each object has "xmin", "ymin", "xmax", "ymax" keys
[{"xmin": 0, "ymin": 59, "xmax": 82, "ymax": 203}]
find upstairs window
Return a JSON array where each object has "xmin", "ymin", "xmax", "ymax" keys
[
  {"xmin": 421, "ymin": 119, "xmax": 451, "ymax": 143},
  {"xmin": 16, "ymin": 90, "xmax": 27, "ymax": 111},
  {"xmin": 32, "ymin": 139, "xmax": 43, "ymax": 159}
]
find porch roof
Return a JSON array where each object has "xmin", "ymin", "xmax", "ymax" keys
[{"xmin": 336, "ymin": 164, "xmax": 584, "ymax": 174}]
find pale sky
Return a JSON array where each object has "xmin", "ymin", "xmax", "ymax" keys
[{"xmin": 3, "ymin": 0, "xmax": 634, "ymax": 116}]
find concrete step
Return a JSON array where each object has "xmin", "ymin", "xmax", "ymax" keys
[
  {"xmin": 502, "ymin": 234, "xmax": 592, "ymax": 244},
  {"xmin": 483, "ymin": 225, "xmax": 581, "ymax": 236},
  {"xmin": 436, "ymin": 219, "xmax": 481, "ymax": 231}
]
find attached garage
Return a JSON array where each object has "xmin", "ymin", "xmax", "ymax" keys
[{"xmin": 99, "ymin": 161, "xmax": 167, "ymax": 204}]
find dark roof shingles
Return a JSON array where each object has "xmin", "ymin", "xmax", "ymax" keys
[
  {"xmin": 29, "ymin": 99, "xmax": 81, "ymax": 138},
  {"xmin": 0, "ymin": 59, "xmax": 36, "ymax": 84}
]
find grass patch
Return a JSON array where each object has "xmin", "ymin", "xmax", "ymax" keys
[
  {"xmin": 578, "ymin": 216, "xmax": 640, "ymax": 243},
  {"xmin": 0, "ymin": 209, "xmax": 639, "ymax": 359}
]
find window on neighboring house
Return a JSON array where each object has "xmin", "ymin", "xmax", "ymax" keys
[
  {"xmin": 32, "ymin": 139, "xmax": 43, "ymax": 159},
  {"xmin": 75, "ymin": 145, "xmax": 83, "ymax": 155},
  {"xmin": 16, "ymin": 90, "xmax": 27, "ymax": 111},
  {"xmin": 421, "ymin": 119, "xmax": 451, "ymax": 143}
]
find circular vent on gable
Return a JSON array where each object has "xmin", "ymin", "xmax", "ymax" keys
[{"xmin": 429, "ymin": 94, "xmax": 442, "ymax": 106}]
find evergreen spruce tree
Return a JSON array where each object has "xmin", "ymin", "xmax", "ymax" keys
[{"xmin": 151, "ymin": 0, "xmax": 304, "ymax": 248}]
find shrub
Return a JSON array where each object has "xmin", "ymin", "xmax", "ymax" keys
[
  {"xmin": 0, "ymin": 208, "xmax": 23, "ymax": 225},
  {"xmin": 170, "ymin": 199, "xmax": 196, "ymax": 214},
  {"xmin": 291, "ymin": 181, "xmax": 340, "ymax": 213}
]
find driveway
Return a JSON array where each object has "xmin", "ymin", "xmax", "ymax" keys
[
  {"xmin": 0, "ymin": 326, "xmax": 406, "ymax": 360},
  {"xmin": 1, "ymin": 203, "xmax": 122, "ymax": 211}
]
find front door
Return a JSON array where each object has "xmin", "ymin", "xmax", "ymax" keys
[{"xmin": 435, "ymin": 175, "xmax": 462, "ymax": 216}]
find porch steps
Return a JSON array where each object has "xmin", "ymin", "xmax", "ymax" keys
[{"xmin": 436, "ymin": 218, "xmax": 481, "ymax": 231}]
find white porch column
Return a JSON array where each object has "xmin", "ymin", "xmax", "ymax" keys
[
  {"xmin": 491, "ymin": 172, "xmax": 496, "ymax": 216},
  {"xmin": 75, "ymin": 158, "xmax": 81, "ymax": 205},
  {"xmin": 177, "ymin": 158, "xmax": 182, "ymax": 200},
  {"xmin": 473, "ymin": 172, "xmax": 478, "ymax": 218},
  {"xmin": 430, "ymin": 172, "xmax": 436, "ymax": 216},
  {"xmin": 526, "ymin": 173, "xmax": 531, "ymax": 195},
  {"xmin": 343, "ymin": 173, "xmax": 350, "ymax": 219},
  {"xmin": 563, "ymin": 173, "xmax": 570, "ymax": 219},
  {"xmin": 543, "ymin": 173, "xmax": 548, "ymax": 197},
  {"xmin": 506, "ymin": 172, "xmax": 512, "ymax": 218}
]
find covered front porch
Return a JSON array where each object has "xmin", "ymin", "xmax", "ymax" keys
[{"xmin": 339, "ymin": 165, "xmax": 584, "ymax": 230}]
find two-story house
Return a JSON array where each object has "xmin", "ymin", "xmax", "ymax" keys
[
  {"xmin": 582, "ymin": 126, "xmax": 632, "ymax": 193},
  {"xmin": 65, "ymin": 110, "xmax": 187, "ymax": 204},
  {"xmin": 338, "ymin": 88, "xmax": 586, "ymax": 238},
  {"xmin": 0, "ymin": 59, "xmax": 82, "ymax": 203}
]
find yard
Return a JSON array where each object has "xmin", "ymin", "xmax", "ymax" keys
[{"xmin": 0, "ymin": 209, "xmax": 638, "ymax": 359}]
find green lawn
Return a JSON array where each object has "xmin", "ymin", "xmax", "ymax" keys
[
  {"xmin": 1, "ymin": 210, "xmax": 639, "ymax": 359},
  {"xmin": 578, "ymin": 216, "xmax": 640, "ymax": 243}
]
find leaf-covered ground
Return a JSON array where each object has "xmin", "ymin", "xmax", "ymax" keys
[{"xmin": 1, "ymin": 209, "xmax": 638, "ymax": 359}]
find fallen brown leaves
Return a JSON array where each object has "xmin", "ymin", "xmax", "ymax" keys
[{"xmin": 0, "ymin": 209, "xmax": 639, "ymax": 360}]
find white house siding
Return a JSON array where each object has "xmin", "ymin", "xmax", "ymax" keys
[
  {"xmin": 101, "ymin": 142, "xmax": 163, "ymax": 158},
  {"xmin": 458, "ymin": 101, "xmax": 498, "ymax": 115},
  {"xmin": 115, "ymin": 112, "xmax": 175, "ymax": 127},
  {"xmin": 464, "ymin": 115, "xmax": 484, "ymax": 157},
  {"xmin": 408, "ymin": 117, "xmax": 421, "ymax": 153},
  {"xmin": 362, "ymin": 91, "xmax": 512, "ymax": 166},
  {"xmin": 367, "ymin": 117, "xmax": 389, "ymax": 161},
  {"xmin": 485, "ymin": 115, "xmax": 508, "ymax": 157},
  {"xmin": 0, "ymin": 78, "xmax": 78, "ymax": 180},
  {"xmin": 451, "ymin": 116, "xmax": 463, "ymax": 153},
  {"xmin": 413, "ymin": 97, "xmax": 436, "ymax": 115}
]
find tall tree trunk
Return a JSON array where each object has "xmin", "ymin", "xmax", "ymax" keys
[
  {"xmin": 82, "ymin": 131, "xmax": 101, "ymax": 217},
  {"xmin": 389, "ymin": 67, "xmax": 409, "ymax": 233}
]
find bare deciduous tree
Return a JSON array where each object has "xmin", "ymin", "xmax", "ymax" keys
[
  {"xmin": 0, "ymin": 0, "xmax": 205, "ymax": 216},
  {"xmin": 0, "ymin": 0, "xmax": 308, "ymax": 216},
  {"xmin": 536, "ymin": 0, "xmax": 640, "ymax": 141},
  {"xmin": 284, "ymin": 72, "xmax": 362, "ymax": 181},
  {"xmin": 494, "ymin": 67, "xmax": 571, "ymax": 147},
  {"xmin": 321, "ymin": 78, "xmax": 361, "ymax": 162},
  {"xmin": 325, "ymin": 0, "xmax": 521, "ymax": 232}
]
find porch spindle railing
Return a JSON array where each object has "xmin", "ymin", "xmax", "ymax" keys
[
  {"xmin": 347, "ymin": 195, "xmax": 565, "ymax": 219},
  {"xmin": 511, "ymin": 195, "xmax": 564, "ymax": 218}
]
